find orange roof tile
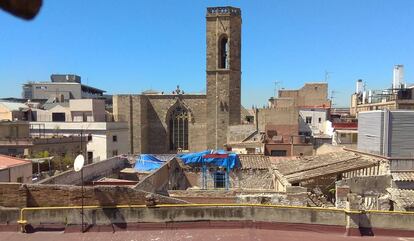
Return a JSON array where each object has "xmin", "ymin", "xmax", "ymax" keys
[{"xmin": 0, "ymin": 154, "xmax": 31, "ymax": 169}]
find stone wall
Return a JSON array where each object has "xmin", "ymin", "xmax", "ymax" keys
[
  {"xmin": 0, "ymin": 183, "xmax": 26, "ymax": 207},
  {"xmin": 0, "ymin": 183, "xmax": 187, "ymax": 208},
  {"xmin": 25, "ymin": 185, "xmax": 186, "ymax": 207},
  {"xmin": 113, "ymin": 94, "xmax": 207, "ymax": 154},
  {"xmin": 206, "ymin": 10, "xmax": 242, "ymax": 150},
  {"xmin": 257, "ymin": 107, "xmax": 299, "ymax": 133},
  {"xmin": 113, "ymin": 95, "xmax": 148, "ymax": 154},
  {"xmin": 134, "ymin": 158, "xmax": 191, "ymax": 195},
  {"xmin": 335, "ymin": 175, "xmax": 393, "ymax": 210},
  {"xmin": 227, "ymin": 124, "xmax": 256, "ymax": 143},
  {"xmin": 146, "ymin": 95, "xmax": 207, "ymax": 153},
  {"xmin": 278, "ymin": 83, "xmax": 330, "ymax": 108},
  {"xmin": 38, "ymin": 156, "xmax": 128, "ymax": 185},
  {"xmin": 336, "ymin": 175, "xmax": 392, "ymax": 195},
  {"xmin": 168, "ymin": 190, "xmax": 237, "ymax": 204}
]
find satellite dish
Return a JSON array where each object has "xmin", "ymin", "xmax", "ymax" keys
[{"xmin": 74, "ymin": 154, "xmax": 85, "ymax": 172}]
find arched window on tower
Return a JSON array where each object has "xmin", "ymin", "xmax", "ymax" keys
[
  {"xmin": 219, "ymin": 36, "xmax": 229, "ymax": 69},
  {"xmin": 169, "ymin": 106, "xmax": 189, "ymax": 151}
]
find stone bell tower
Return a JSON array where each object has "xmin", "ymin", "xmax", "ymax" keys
[{"xmin": 206, "ymin": 6, "xmax": 242, "ymax": 149}]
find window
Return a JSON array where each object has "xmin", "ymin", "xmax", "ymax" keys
[
  {"xmin": 87, "ymin": 151, "xmax": 93, "ymax": 164},
  {"xmin": 87, "ymin": 134, "xmax": 92, "ymax": 141},
  {"xmin": 16, "ymin": 177, "xmax": 23, "ymax": 183},
  {"xmin": 219, "ymin": 36, "xmax": 229, "ymax": 69},
  {"xmin": 214, "ymin": 172, "xmax": 225, "ymax": 188},
  {"xmin": 305, "ymin": 116, "xmax": 312, "ymax": 124},
  {"xmin": 270, "ymin": 150, "xmax": 287, "ymax": 156},
  {"xmin": 112, "ymin": 135, "xmax": 118, "ymax": 142},
  {"xmin": 169, "ymin": 106, "xmax": 189, "ymax": 151},
  {"xmin": 318, "ymin": 117, "xmax": 322, "ymax": 123},
  {"xmin": 52, "ymin": 113, "xmax": 66, "ymax": 122},
  {"xmin": 112, "ymin": 150, "xmax": 118, "ymax": 156}
]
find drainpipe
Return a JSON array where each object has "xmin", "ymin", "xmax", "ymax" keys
[{"xmin": 382, "ymin": 109, "xmax": 390, "ymax": 157}]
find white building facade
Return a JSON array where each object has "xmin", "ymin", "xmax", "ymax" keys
[
  {"xmin": 299, "ymin": 108, "xmax": 328, "ymax": 136},
  {"xmin": 29, "ymin": 121, "xmax": 129, "ymax": 163}
]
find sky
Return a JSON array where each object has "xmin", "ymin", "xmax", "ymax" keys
[{"xmin": 0, "ymin": 0, "xmax": 413, "ymax": 108}]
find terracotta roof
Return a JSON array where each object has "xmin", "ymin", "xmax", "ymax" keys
[
  {"xmin": 238, "ymin": 155, "xmax": 271, "ymax": 170},
  {"xmin": 272, "ymin": 151, "xmax": 380, "ymax": 183},
  {"xmin": 332, "ymin": 122, "xmax": 358, "ymax": 130},
  {"xmin": 392, "ymin": 172, "xmax": 414, "ymax": 182},
  {"xmin": 0, "ymin": 154, "xmax": 31, "ymax": 169}
]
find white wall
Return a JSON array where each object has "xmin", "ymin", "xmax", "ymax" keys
[
  {"xmin": 299, "ymin": 109, "xmax": 327, "ymax": 136},
  {"xmin": 9, "ymin": 163, "xmax": 32, "ymax": 183},
  {"xmin": 29, "ymin": 122, "xmax": 129, "ymax": 162},
  {"xmin": 70, "ymin": 99, "xmax": 106, "ymax": 122},
  {"xmin": 87, "ymin": 133, "xmax": 107, "ymax": 162}
]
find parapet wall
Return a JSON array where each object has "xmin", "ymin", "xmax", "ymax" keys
[
  {"xmin": 18, "ymin": 205, "xmax": 346, "ymax": 230},
  {"xmin": 3, "ymin": 203, "xmax": 414, "ymax": 235},
  {"xmin": 8, "ymin": 205, "xmax": 414, "ymax": 236},
  {"xmin": 38, "ymin": 156, "xmax": 128, "ymax": 185}
]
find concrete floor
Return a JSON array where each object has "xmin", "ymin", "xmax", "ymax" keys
[{"xmin": 1, "ymin": 229, "xmax": 409, "ymax": 241}]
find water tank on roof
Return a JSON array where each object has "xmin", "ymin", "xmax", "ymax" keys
[
  {"xmin": 393, "ymin": 65, "xmax": 405, "ymax": 90},
  {"xmin": 51, "ymin": 74, "xmax": 81, "ymax": 83},
  {"xmin": 356, "ymin": 79, "xmax": 363, "ymax": 94}
]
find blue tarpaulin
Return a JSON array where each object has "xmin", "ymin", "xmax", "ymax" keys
[
  {"xmin": 134, "ymin": 154, "xmax": 164, "ymax": 172},
  {"xmin": 179, "ymin": 150, "xmax": 240, "ymax": 169}
]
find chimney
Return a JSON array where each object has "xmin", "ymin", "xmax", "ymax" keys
[
  {"xmin": 393, "ymin": 65, "xmax": 405, "ymax": 89},
  {"xmin": 356, "ymin": 79, "xmax": 363, "ymax": 94}
]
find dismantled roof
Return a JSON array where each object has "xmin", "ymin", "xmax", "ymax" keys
[
  {"xmin": 272, "ymin": 151, "xmax": 381, "ymax": 183},
  {"xmin": 387, "ymin": 188, "xmax": 414, "ymax": 208}
]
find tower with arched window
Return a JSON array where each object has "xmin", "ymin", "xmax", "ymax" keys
[
  {"xmin": 113, "ymin": 7, "xmax": 243, "ymax": 154},
  {"xmin": 206, "ymin": 7, "xmax": 242, "ymax": 149}
]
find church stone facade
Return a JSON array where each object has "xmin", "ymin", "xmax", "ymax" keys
[{"xmin": 113, "ymin": 7, "xmax": 242, "ymax": 154}]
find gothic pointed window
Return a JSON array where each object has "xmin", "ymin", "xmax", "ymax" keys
[
  {"xmin": 219, "ymin": 36, "xmax": 229, "ymax": 69},
  {"xmin": 169, "ymin": 106, "xmax": 189, "ymax": 151}
]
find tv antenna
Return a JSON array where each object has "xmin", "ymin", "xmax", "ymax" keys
[
  {"xmin": 274, "ymin": 81, "xmax": 282, "ymax": 98},
  {"xmin": 324, "ymin": 71, "xmax": 332, "ymax": 82},
  {"xmin": 330, "ymin": 90, "xmax": 340, "ymax": 107}
]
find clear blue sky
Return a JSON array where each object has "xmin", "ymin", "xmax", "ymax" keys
[{"xmin": 1, "ymin": 0, "xmax": 413, "ymax": 108}]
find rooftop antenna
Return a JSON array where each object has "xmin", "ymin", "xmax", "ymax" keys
[
  {"xmin": 274, "ymin": 81, "xmax": 282, "ymax": 98},
  {"xmin": 324, "ymin": 71, "xmax": 332, "ymax": 82},
  {"xmin": 330, "ymin": 90, "xmax": 338, "ymax": 107}
]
